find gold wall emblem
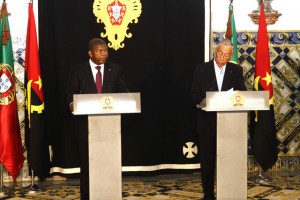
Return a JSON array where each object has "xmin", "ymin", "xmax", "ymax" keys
[{"xmin": 93, "ymin": 0, "xmax": 142, "ymax": 50}]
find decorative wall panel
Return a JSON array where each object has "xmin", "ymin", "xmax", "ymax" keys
[{"xmin": 214, "ymin": 31, "xmax": 300, "ymax": 171}]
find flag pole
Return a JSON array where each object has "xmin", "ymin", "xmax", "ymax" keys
[
  {"xmin": 253, "ymin": 1, "xmax": 272, "ymax": 182},
  {"xmin": 22, "ymin": 0, "xmax": 43, "ymax": 194},
  {"xmin": 27, "ymin": 0, "xmax": 42, "ymax": 194},
  {"xmin": 249, "ymin": 0, "xmax": 277, "ymax": 183},
  {"xmin": 255, "ymin": 166, "xmax": 271, "ymax": 184},
  {"xmin": 23, "ymin": 0, "xmax": 49, "ymax": 192},
  {"xmin": 22, "ymin": 169, "xmax": 42, "ymax": 194},
  {"xmin": 21, "ymin": 160, "xmax": 42, "ymax": 193},
  {"xmin": 0, "ymin": 164, "xmax": 11, "ymax": 197}
]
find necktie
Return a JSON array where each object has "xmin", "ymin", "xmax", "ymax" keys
[
  {"xmin": 220, "ymin": 67, "xmax": 224, "ymax": 76},
  {"xmin": 217, "ymin": 67, "xmax": 224, "ymax": 91},
  {"xmin": 95, "ymin": 66, "xmax": 102, "ymax": 93}
]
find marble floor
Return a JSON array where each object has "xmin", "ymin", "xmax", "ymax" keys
[{"xmin": 0, "ymin": 170, "xmax": 299, "ymax": 199}]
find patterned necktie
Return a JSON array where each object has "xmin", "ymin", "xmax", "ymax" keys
[{"xmin": 95, "ymin": 66, "xmax": 102, "ymax": 93}]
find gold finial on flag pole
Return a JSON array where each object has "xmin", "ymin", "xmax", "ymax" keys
[{"xmin": 1, "ymin": 0, "xmax": 10, "ymax": 45}]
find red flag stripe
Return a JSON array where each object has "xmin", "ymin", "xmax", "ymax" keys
[
  {"xmin": 255, "ymin": 3, "xmax": 274, "ymax": 100},
  {"xmin": 25, "ymin": 3, "xmax": 44, "ymax": 101}
]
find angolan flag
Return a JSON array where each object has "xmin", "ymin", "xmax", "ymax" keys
[{"xmin": 250, "ymin": 2, "xmax": 278, "ymax": 171}]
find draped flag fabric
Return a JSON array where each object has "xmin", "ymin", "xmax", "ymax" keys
[
  {"xmin": 25, "ymin": 2, "xmax": 50, "ymax": 179},
  {"xmin": 250, "ymin": 2, "xmax": 278, "ymax": 171},
  {"xmin": 225, "ymin": 1, "xmax": 238, "ymax": 64},
  {"xmin": 0, "ymin": 1, "xmax": 24, "ymax": 180}
]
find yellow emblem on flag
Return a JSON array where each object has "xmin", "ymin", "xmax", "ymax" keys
[{"xmin": 93, "ymin": 0, "xmax": 142, "ymax": 50}]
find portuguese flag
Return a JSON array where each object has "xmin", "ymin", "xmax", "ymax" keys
[
  {"xmin": 0, "ymin": 0, "xmax": 24, "ymax": 180},
  {"xmin": 225, "ymin": 1, "xmax": 238, "ymax": 64}
]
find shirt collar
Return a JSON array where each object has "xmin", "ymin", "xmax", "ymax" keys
[
  {"xmin": 213, "ymin": 59, "xmax": 226, "ymax": 73},
  {"xmin": 89, "ymin": 59, "xmax": 104, "ymax": 74},
  {"xmin": 89, "ymin": 59, "xmax": 104, "ymax": 69}
]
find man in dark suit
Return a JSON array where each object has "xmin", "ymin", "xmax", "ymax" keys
[
  {"xmin": 66, "ymin": 38, "xmax": 127, "ymax": 200},
  {"xmin": 191, "ymin": 40, "xmax": 246, "ymax": 200}
]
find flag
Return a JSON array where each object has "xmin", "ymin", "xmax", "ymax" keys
[
  {"xmin": 25, "ymin": 2, "xmax": 50, "ymax": 179},
  {"xmin": 250, "ymin": 2, "xmax": 278, "ymax": 171},
  {"xmin": 0, "ymin": 1, "xmax": 24, "ymax": 180},
  {"xmin": 225, "ymin": 1, "xmax": 238, "ymax": 64}
]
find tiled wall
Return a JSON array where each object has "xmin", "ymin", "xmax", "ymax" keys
[
  {"xmin": 214, "ymin": 31, "xmax": 300, "ymax": 171},
  {"xmin": 3, "ymin": 31, "xmax": 299, "ymax": 182}
]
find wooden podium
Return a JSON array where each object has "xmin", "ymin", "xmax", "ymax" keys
[
  {"xmin": 73, "ymin": 93, "xmax": 141, "ymax": 200},
  {"xmin": 201, "ymin": 91, "xmax": 269, "ymax": 200}
]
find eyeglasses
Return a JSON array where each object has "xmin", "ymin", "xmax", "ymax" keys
[{"xmin": 216, "ymin": 50, "xmax": 232, "ymax": 58}]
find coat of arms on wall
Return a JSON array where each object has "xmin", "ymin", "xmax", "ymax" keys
[{"xmin": 93, "ymin": 0, "xmax": 142, "ymax": 50}]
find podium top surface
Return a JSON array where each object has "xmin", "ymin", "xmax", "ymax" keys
[
  {"xmin": 201, "ymin": 91, "xmax": 269, "ymax": 112},
  {"xmin": 73, "ymin": 93, "xmax": 141, "ymax": 115}
]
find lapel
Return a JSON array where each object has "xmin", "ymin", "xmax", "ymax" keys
[
  {"xmin": 102, "ymin": 62, "xmax": 112, "ymax": 93},
  {"xmin": 208, "ymin": 60, "xmax": 218, "ymax": 91},
  {"xmin": 83, "ymin": 62, "xmax": 97, "ymax": 93},
  {"xmin": 221, "ymin": 62, "xmax": 234, "ymax": 91}
]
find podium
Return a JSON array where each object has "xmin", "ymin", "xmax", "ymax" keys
[
  {"xmin": 201, "ymin": 91, "xmax": 269, "ymax": 200},
  {"xmin": 73, "ymin": 93, "xmax": 141, "ymax": 200}
]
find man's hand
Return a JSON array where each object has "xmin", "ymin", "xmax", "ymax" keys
[{"xmin": 69, "ymin": 102, "xmax": 74, "ymax": 112}]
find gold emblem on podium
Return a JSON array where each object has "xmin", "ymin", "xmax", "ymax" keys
[
  {"xmin": 231, "ymin": 93, "xmax": 245, "ymax": 107},
  {"xmin": 93, "ymin": 0, "xmax": 142, "ymax": 50},
  {"xmin": 100, "ymin": 96, "xmax": 115, "ymax": 110}
]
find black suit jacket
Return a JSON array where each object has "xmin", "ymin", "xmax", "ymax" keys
[
  {"xmin": 191, "ymin": 60, "xmax": 246, "ymax": 137},
  {"xmin": 66, "ymin": 61, "xmax": 127, "ymax": 141}
]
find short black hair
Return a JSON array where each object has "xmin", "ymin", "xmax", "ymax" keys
[{"xmin": 88, "ymin": 38, "xmax": 107, "ymax": 51}]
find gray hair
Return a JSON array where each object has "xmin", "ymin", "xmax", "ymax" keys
[
  {"xmin": 213, "ymin": 40, "xmax": 234, "ymax": 58},
  {"xmin": 217, "ymin": 39, "xmax": 234, "ymax": 52}
]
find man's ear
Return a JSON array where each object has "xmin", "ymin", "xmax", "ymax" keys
[{"xmin": 88, "ymin": 50, "xmax": 92, "ymax": 58}]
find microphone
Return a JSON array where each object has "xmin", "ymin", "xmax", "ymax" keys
[
  {"xmin": 119, "ymin": 76, "xmax": 130, "ymax": 93},
  {"xmin": 79, "ymin": 80, "xmax": 85, "ymax": 94}
]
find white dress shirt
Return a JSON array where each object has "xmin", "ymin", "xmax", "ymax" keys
[
  {"xmin": 89, "ymin": 59, "xmax": 104, "ymax": 84},
  {"xmin": 213, "ymin": 59, "xmax": 226, "ymax": 91}
]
